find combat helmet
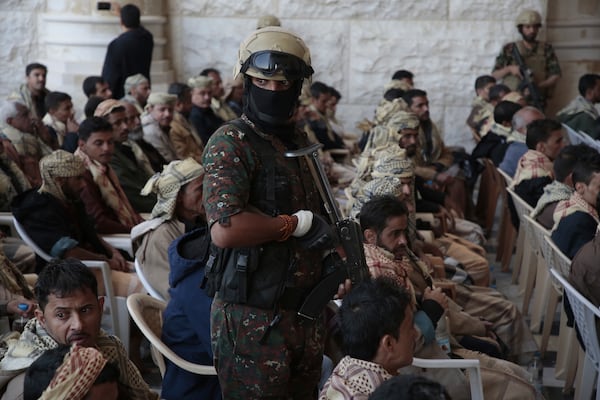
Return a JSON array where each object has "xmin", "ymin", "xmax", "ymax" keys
[
  {"xmin": 256, "ymin": 14, "xmax": 281, "ymax": 29},
  {"xmin": 233, "ymin": 26, "xmax": 314, "ymax": 82},
  {"xmin": 516, "ymin": 10, "xmax": 542, "ymax": 27}
]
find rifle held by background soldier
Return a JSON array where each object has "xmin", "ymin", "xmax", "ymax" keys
[{"xmin": 512, "ymin": 44, "xmax": 544, "ymax": 111}]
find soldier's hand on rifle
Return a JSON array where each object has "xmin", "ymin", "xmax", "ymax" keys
[
  {"xmin": 293, "ymin": 211, "xmax": 335, "ymax": 250},
  {"xmin": 508, "ymin": 65, "xmax": 522, "ymax": 78}
]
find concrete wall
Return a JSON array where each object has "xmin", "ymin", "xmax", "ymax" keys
[{"xmin": 4, "ymin": 0, "xmax": 598, "ymax": 153}]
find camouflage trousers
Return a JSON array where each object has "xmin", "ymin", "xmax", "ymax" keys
[{"xmin": 211, "ymin": 298, "xmax": 324, "ymax": 399}]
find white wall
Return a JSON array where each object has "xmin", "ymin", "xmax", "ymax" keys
[{"xmin": 1, "ymin": 0, "xmax": 560, "ymax": 152}]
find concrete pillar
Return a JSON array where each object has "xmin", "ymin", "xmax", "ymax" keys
[
  {"xmin": 546, "ymin": 0, "xmax": 600, "ymax": 116},
  {"xmin": 41, "ymin": 0, "xmax": 173, "ymax": 118}
]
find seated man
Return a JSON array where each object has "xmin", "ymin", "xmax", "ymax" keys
[
  {"xmin": 82, "ymin": 75, "xmax": 113, "ymax": 100},
  {"xmin": 200, "ymin": 68, "xmax": 238, "ymax": 122},
  {"xmin": 121, "ymin": 73, "xmax": 151, "ymax": 114},
  {"xmin": 188, "ymin": 76, "xmax": 224, "ymax": 145},
  {"xmin": 95, "ymin": 99, "xmax": 156, "ymax": 213},
  {"xmin": 531, "ymin": 144, "xmax": 596, "ymax": 229},
  {"xmin": 41, "ymin": 91, "xmax": 79, "ymax": 152},
  {"xmin": 75, "ymin": 117, "xmax": 144, "ymax": 234},
  {"xmin": 10, "ymin": 150, "xmax": 140, "ymax": 295},
  {"xmin": 8, "ymin": 63, "xmax": 49, "ymax": 120},
  {"xmin": 0, "ymin": 100, "xmax": 46, "ymax": 187},
  {"xmin": 498, "ymin": 106, "xmax": 545, "ymax": 177},
  {"xmin": 358, "ymin": 196, "xmax": 537, "ymax": 399},
  {"xmin": 141, "ymin": 93, "xmax": 178, "ymax": 162},
  {"xmin": 24, "ymin": 344, "xmax": 119, "ymax": 400},
  {"xmin": 121, "ymin": 101, "xmax": 166, "ymax": 173},
  {"xmin": 556, "ymin": 73, "xmax": 600, "ymax": 139},
  {"xmin": 0, "ymin": 259, "xmax": 157, "ymax": 399},
  {"xmin": 511, "ymin": 118, "xmax": 565, "ymax": 207},
  {"xmin": 402, "ymin": 89, "xmax": 469, "ymax": 217},
  {"xmin": 305, "ymin": 81, "xmax": 347, "ymax": 151},
  {"xmin": 160, "ymin": 167, "xmax": 220, "ymax": 399},
  {"xmin": 471, "ymin": 100, "xmax": 522, "ymax": 166},
  {"xmin": 168, "ymin": 82, "xmax": 204, "ymax": 162},
  {"xmin": 552, "ymin": 154, "xmax": 600, "ymax": 258},
  {"xmin": 131, "ymin": 158, "xmax": 204, "ymax": 300},
  {"xmin": 319, "ymin": 277, "xmax": 416, "ymax": 400},
  {"xmin": 466, "ymin": 75, "xmax": 496, "ymax": 141}
]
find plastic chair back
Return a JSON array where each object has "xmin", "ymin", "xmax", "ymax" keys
[
  {"xmin": 550, "ymin": 268, "xmax": 600, "ymax": 400},
  {"xmin": 134, "ymin": 258, "xmax": 166, "ymax": 301},
  {"xmin": 126, "ymin": 293, "xmax": 217, "ymax": 377},
  {"xmin": 412, "ymin": 357, "xmax": 484, "ymax": 400}
]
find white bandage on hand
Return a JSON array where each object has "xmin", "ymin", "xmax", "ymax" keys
[{"xmin": 292, "ymin": 210, "xmax": 314, "ymax": 237}]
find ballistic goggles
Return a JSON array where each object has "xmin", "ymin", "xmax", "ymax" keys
[{"xmin": 241, "ymin": 51, "xmax": 314, "ymax": 81}]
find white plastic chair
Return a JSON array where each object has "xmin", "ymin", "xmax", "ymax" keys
[
  {"xmin": 126, "ymin": 293, "xmax": 217, "ymax": 377},
  {"xmin": 545, "ymin": 236, "xmax": 580, "ymax": 390},
  {"xmin": 550, "ymin": 268, "xmax": 600, "ymax": 400},
  {"xmin": 495, "ymin": 167, "xmax": 517, "ymax": 273},
  {"xmin": 134, "ymin": 258, "xmax": 166, "ymax": 301},
  {"xmin": 522, "ymin": 214, "xmax": 551, "ymax": 332},
  {"xmin": 506, "ymin": 187, "xmax": 533, "ymax": 286},
  {"xmin": 12, "ymin": 217, "xmax": 129, "ymax": 351},
  {"xmin": 102, "ymin": 233, "xmax": 133, "ymax": 257},
  {"xmin": 412, "ymin": 357, "xmax": 484, "ymax": 400}
]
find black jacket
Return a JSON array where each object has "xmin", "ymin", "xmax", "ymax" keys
[{"xmin": 102, "ymin": 27, "xmax": 153, "ymax": 99}]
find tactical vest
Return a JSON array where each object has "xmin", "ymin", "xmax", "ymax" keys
[
  {"xmin": 504, "ymin": 41, "xmax": 548, "ymax": 98},
  {"xmin": 204, "ymin": 119, "xmax": 321, "ymax": 311}
]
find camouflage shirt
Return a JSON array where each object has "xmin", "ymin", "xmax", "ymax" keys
[
  {"xmin": 202, "ymin": 116, "xmax": 324, "ymax": 288},
  {"xmin": 493, "ymin": 41, "xmax": 561, "ymax": 81}
]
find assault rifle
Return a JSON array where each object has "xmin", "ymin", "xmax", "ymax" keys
[
  {"xmin": 512, "ymin": 44, "xmax": 544, "ymax": 111},
  {"xmin": 285, "ymin": 143, "xmax": 369, "ymax": 320}
]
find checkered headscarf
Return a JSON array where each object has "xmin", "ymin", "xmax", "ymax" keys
[
  {"xmin": 141, "ymin": 158, "xmax": 205, "ymax": 220},
  {"xmin": 38, "ymin": 150, "xmax": 86, "ymax": 202},
  {"xmin": 39, "ymin": 345, "xmax": 107, "ymax": 400}
]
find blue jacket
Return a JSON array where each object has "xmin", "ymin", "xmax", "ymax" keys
[{"xmin": 161, "ymin": 227, "xmax": 221, "ymax": 400}]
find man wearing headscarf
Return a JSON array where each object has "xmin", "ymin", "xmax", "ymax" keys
[
  {"xmin": 10, "ymin": 151, "xmax": 141, "ymax": 297},
  {"xmin": 188, "ymin": 76, "xmax": 224, "ymax": 145},
  {"xmin": 141, "ymin": 92, "xmax": 178, "ymax": 162},
  {"xmin": 131, "ymin": 158, "xmax": 205, "ymax": 300},
  {"xmin": 120, "ymin": 73, "xmax": 151, "ymax": 114}
]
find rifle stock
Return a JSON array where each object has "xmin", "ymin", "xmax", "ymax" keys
[
  {"xmin": 511, "ymin": 44, "xmax": 544, "ymax": 111},
  {"xmin": 285, "ymin": 144, "xmax": 369, "ymax": 320}
]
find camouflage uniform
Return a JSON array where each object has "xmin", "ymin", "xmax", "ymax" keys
[
  {"xmin": 492, "ymin": 41, "xmax": 561, "ymax": 102},
  {"xmin": 203, "ymin": 116, "xmax": 325, "ymax": 398}
]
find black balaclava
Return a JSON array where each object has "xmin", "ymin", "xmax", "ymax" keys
[{"xmin": 242, "ymin": 76, "xmax": 302, "ymax": 138}]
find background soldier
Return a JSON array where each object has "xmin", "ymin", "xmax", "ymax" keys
[{"xmin": 492, "ymin": 9, "xmax": 561, "ymax": 108}]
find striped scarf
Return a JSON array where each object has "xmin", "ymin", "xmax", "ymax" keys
[
  {"xmin": 552, "ymin": 191, "xmax": 600, "ymax": 231},
  {"xmin": 75, "ymin": 148, "xmax": 139, "ymax": 228}
]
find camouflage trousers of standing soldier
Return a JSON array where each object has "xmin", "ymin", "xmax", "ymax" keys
[{"xmin": 211, "ymin": 298, "xmax": 325, "ymax": 399}]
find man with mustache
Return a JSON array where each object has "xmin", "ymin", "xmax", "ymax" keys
[
  {"xmin": 75, "ymin": 117, "xmax": 144, "ymax": 234},
  {"xmin": 0, "ymin": 259, "xmax": 157, "ymax": 400},
  {"xmin": 492, "ymin": 9, "xmax": 561, "ymax": 108},
  {"xmin": 141, "ymin": 92, "xmax": 178, "ymax": 162}
]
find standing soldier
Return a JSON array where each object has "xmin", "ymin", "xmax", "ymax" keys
[
  {"xmin": 202, "ymin": 27, "xmax": 340, "ymax": 398},
  {"xmin": 492, "ymin": 9, "xmax": 561, "ymax": 108}
]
